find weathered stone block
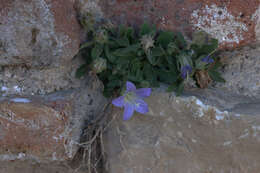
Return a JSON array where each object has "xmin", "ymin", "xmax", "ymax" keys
[
  {"xmin": 0, "ymin": 88, "xmax": 107, "ymax": 162},
  {"xmin": 217, "ymin": 44, "xmax": 260, "ymax": 97},
  {"xmin": 104, "ymin": 91, "xmax": 260, "ymax": 173},
  {"xmin": 0, "ymin": 0, "xmax": 81, "ymax": 66},
  {"xmin": 0, "ymin": 99, "xmax": 70, "ymax": 161}
]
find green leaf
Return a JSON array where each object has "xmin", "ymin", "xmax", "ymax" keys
[
  {"xmin": 107, "ymin": 40, "xmax": 119, "ymax": 48},
  {"xmin": 157, "ymin": 69, "xmax": 178, "ymax": 84},
  {"xmin": 176, "ymin": 82, "xmax": 184, "ymax": 96},
  {"xmin": 79, "ymin": 41, "xmax": 94, "ymax": 50},
  {"xmin": 174, "ymin": 32, "xmax": 187, "ymax": 49},
  {"xmin": 195, "ymin": 55, "xmax": 207, "ymax": 70},
  {"xmin": 139, "ymin": 80, "xmax": 150, "ymax": 88},
  {"xmin": 91, "ymin": 44, "xmax": 103, "ymax": 59},
  {"xmin": 167, "ymin": 42, "xmax": 179, "ymax": 55},
  {"xmin": 177, "ymin": 52, "xmax": 193, "ymax": 69},
  {"xmin": 167, "ymin": 81, "xmax": 184, "ymax": 96},
  {"xmin": 119, "ymin": 25, "xmax": 127, "ymax": 37},
  {"xmin": 112, "ymin": 44, "xmax": 140, "ymax": 57},
  {"xmin": 126, "ymin": 27, "xmax": 135, "ymax": 41},
  {"xmin": 157, "ymin": 31, "xmax": 174, "ymax": 48},
  {"xmin": 75, "ymin": 64, "xmax": 88, "ymax": 78},
  {"xmin": 200, "ymin": 39, "xmax": 218, "ymax": 55},
  {"xmin": 208, "ymin": 70, "xmax": 225, "ymax": 83},
  {"xmin": 140, "ymin": 22, "xmax": 156, "ymax": 36},
  {"xmin": 146, "ymin": 51, "xmax": 157, "ymax": 65},
  {"xmin": 151, "ymin": 47, "xmax": 164, "ymax": 57},
  {"xmin": 107, "ymin": 79, "xmax": 121, "ymax": 88},
  {"xmin": 210, "ymin": 60, "xmax": 222, "ymax": 71},
  {"xmin": 165, "ymin": 55, "xmax": 175, "ymax": 65},
  {"xmin": 103, "ymin": 88, "xmax": 114, "ymax": 98},
  {"xmin": 191, "ymin": 33, "xmax": 218, "ymax": 57},
  {"xmin": 116, "ymin": 37, "xmax": 130, "ymax": 47},
  {"xmin": 143, "ymin": 63, "xmax": 156, "ymax": 81},
  {"xmin": 127, "ymin": 74, "xmax": 141, "ymax": 82},
  {"xmin": 104, "ymin": 45, "xmax": 116, "ymax": 63},
  {"xmin": 192, "ymin": 31, "xmax": 210, "ymax": 46}
]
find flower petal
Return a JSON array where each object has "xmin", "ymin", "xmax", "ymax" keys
[
  {"xmin": 181, "ymin": 65, "xmax": 192, "ymax": 79},
  {"xmin": 126, "ymin": 81, "xmax": 136, "ymax": 91},
  {"xmin": 123, "ymin": 103, "xmax": 135, "ymax": 120},
  {"xmin": 135, "ymin": 88, "xmax": 151, "ymax": 98},
  {"xmin": 134, "ymin": 99, "xmax": 149, "ymax": 114},
  {"xmin": 112, "ymin": 96, "xmax": 124, "ymax": 108},
  {"xmin": 201, "ymin": 56, "xmax": 214, "ymax": 64}
]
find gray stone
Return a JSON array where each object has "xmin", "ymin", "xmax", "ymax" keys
[
  {"xmin": 0, "ymin": 0, "xmax": 85, "ymax": 96},
  {"xmin": 0, "ymin": 0, "xmax": 81, "ymax": 67},
  {"xmin": 217, "ymin": 43, "xmax": 260, "ymax": 97},
  {"xmin": 0, "ymin": 60, "xmax": 83, "ymax": 96},
  {"xmin": 104, "ymin": 90, "xmax": 260, "ymax": 173}
]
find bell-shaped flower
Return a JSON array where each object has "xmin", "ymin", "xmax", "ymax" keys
[
  {"xmin": 201, "ymin": 55, "xmax": 214, "ymax": 64},
  {"xmin": 181, "ymin": 65, "xmax": 192, "ymax": 79},
  {"xmin": 177, "ymin": 52, "xmax": 193, "ymax": 79},
  {"xmin": 112, "ymin": 81, "xmax": 151, "ymax": 120},
  {"xmin": 195, "ymin": 55, "xmax": 214, "ymax": 70}
]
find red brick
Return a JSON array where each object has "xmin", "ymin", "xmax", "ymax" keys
[{"xmin": 0, "ymin": 98, "xmax": 72, "ymax": 161}]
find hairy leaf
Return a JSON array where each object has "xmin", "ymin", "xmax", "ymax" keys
[
  {"xmin": 140, "ymin": 22, "xmax": 156, "ymax": 36},
  {"xmin": 157, "ymin": 31, "xmax": 174, "ymax": 48},
  {"xmin": 76, "ymin": 64, "xmax": 88, "ymax": 78},
  {"xmin": 91, "ymin": 44, "xmax": 103, "ymax": 59}
]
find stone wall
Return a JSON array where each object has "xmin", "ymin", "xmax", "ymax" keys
[
  {"xmin": 1, "ymin": 0, "xmax": 260, "ymax": 173},
  {"xmin": 100, "ymin": 0, "xmax": 260, "ymax": 49},
  {"xmin": 0, "ymin": 0, "xmax": 107, "ymax": 172}
]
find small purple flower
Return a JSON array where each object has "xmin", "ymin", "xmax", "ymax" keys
[
  {"xmin": 201, "ymin": 55, "xmax": 214, "ymax": 64},
  {"xmin": 112, "ymin": 81, "xmax": 151, "ymax": 120},
  {"xmin": 181, "ymin": 65, "xmax": 192, "ymax": 79}
]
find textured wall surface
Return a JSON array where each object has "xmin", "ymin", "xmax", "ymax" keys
[
  {"xmin": 100, "ymin": 0, "xmax": 260, "ymax": 49},
  {"xmin": 0, "ymin": 0, "xmax": 106, "ymax": 172},
  {"xmin": 1, "ymin": 0, "xmax": 260, "ymax": 172},
  {"xmin": 104, "ymin": 90, "xmax": 260, "ymax": 173},
  {"xmin": 0, "ymin": 88, "xmax": 107, "ymax": 162}
]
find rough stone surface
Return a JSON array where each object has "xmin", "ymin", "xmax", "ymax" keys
[
  {"xmin": 217, "ymin": 43, "xmax": 260, "ymax": 97},
  {"xmin": 0, "ymin": 0, "xmax": 108, "ymax": 172},
  {"xmin": 100, "ymin": 0, "xmax": 260, "ymax": 49},
  {"xmin": 0, "ymin": 0, "xmax": 84, "ymax": 96},
  {"xmin": 253, "ymin": 5, "xmax": 260, "ymax": 41},
  {"xmin": 0, "ymin": 0, "xmax": 81, "ymax": 67},
  {"xmin": 0, "ymin": 160, "xmax": 87, "ymax": 173},
  {"xmin": 1, "ymin": 0, "xmax": 260, "ymax": 172},
  {"xmin": 76, "ymin": 0, "xmax": 103, "ymax": 21},
  {"xmin": 104, "ymin": 90, "xmax": 260, "ymax": 173},
  {"xmin": 0, "ymin": 88, "xmax": 107, "ymax": 162},
  {"xmin": 0, "ymin": 61, "xmax": 83, "ymax": 95}
]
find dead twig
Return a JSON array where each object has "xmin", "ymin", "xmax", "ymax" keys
[{"xmin": 72, "ymin": 98, "xmax": 118, "ymax": 173}]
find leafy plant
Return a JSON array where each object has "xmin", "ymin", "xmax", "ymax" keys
[{"xmin": 76, "ymin": 23, "xmax": 224, "ymax": 97}]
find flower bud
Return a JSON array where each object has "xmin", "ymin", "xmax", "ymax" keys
[
  {"xmin": 177, "ymin": 53, "xmax": 193, "ymax": 79},
  {"xmin": 95, "ymin": 29, "xmax": 108, "ymax": 44},
  {"xmin": 91, "ymin": 58, "xmax": 107, "ymax": 73},
  {"xmin": 140, "ymin": 34, "xmax": 154, "ymax": 52}
]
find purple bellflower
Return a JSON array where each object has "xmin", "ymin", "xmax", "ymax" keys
[
  {"xmin": 181, "ymin": 65, "xmax": 192, "ymax": 79},
  {"xmin": 201, "ymin": 55, "xmax": 214, "ymax": 64},
  {"xmin": 112, "ymin": 81, "xmax": 151, "ymax": 120}
]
